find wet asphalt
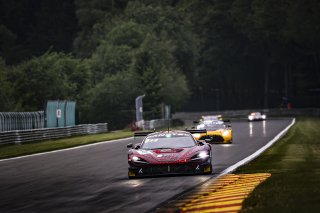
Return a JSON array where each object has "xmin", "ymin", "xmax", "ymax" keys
[{"xmin": 0, "ymin": 118, "xmax": 293, "ymax": 213}]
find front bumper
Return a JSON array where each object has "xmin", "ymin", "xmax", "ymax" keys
[
  {"xmin": 128, "ymin": 160, "xmax": 212, "ymax": 178},
  {"xmin": 197, "ymin": 134, "xmax": 232, "ymax": 144}
]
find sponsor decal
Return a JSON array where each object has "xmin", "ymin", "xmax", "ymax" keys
[{"xmin": 137, "ymin": 150, "xmax": 153, "ymax": 155}]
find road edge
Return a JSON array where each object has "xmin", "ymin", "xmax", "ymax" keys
[
  {"xmin": 217, "ymin": 117, "xmax": 295, "ymax": 177},
  {"xmin": 0, "ymin": 137, "xmax": 133, "ymax": 162}
]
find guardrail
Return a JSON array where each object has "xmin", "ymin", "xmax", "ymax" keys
[{"xmin": 0, "ymin": 123, "xmax": 108, "ymax": 145}]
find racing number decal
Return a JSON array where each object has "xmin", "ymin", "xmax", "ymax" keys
[
  {"xmin": 139, "ymin": 168, "xmax": 143, "ymax": 174},
  {"xmin": 196, "ymin": 165, "xmax": 200, "ymax": 171}
]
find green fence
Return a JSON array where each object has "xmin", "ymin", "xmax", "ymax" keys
[{"xmin": 45, "ymin": 100, "xmax": 76, "ymax": 128}]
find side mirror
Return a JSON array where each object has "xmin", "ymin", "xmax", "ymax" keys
[
  {"xmin": 193, "ymin": 121, "xmax": 199, "ymax": 124},
  {"xmin": 198, "ymin": 140, "xmax": 205, "ymax": 146},
  {"xmin": 134, "ymin": 143, "xmax": 141, "ymax": 149},
  {"xmin": 127, "ymin": 143, "xmax": 133, "ymax": 148},
  {"xmin": 223, "ymin": 119, "xmax": 230, "ymax": 122}
]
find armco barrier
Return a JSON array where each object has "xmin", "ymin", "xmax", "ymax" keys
[{"xmin": 0, "ymin": 123, "xmax": 108, "ymax": 145}]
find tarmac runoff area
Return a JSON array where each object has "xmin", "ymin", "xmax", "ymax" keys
[{"xmin": 0, "ymin": 118, "xmax": 294, "ymax": 213}]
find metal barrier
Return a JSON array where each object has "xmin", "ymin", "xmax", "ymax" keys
[
  {"xmin": 0, "ymin": 123, "xmax": 108, "ymax": 145},
  {"xmin": 0, "ymin": 111, "xmax": 44, "ymax": 132}
]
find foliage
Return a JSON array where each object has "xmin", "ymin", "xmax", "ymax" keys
[
  {"xmin": 9, "ymin": 52, "xmax": 89, "ymax": 111},
  {"xmin": 82, "ymin": 71, "xmax": 139, "ymax": 129},
  {"xmin": 0, "ymin": 0, "xmax": 320, "ymax": 128},
  {"xmin": 0, "ymin": 58, "xmax": 16, "ymax": 111},
  {"xmin": 0, "ymin": 0, "xmax": 78, "ymax": 64}
]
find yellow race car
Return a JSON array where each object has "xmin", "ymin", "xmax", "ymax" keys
[
  {"xmin": 192, "ymin": 120, "xmax": 232, "ymax": 144},
  {"xmin": 201, "ymin": 115, "xmax": 223, "ymax": 121}
]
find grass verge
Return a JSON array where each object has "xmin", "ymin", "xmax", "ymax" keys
[
  {"xmin": 0, "ymin": 131, "xmax": 133, "ymax": 160},
  {"xmin": 236, "ymin": 117, "xmax": 320, "ymax": 213}
]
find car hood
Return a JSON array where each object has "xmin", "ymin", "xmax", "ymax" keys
[{"xmin": 130, "ymin": 146, "xmax": 205, "ymax": 163}]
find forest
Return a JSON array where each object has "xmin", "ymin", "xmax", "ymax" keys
[{"xmin": 0, "ymin": 0, "xmax": 319, "ymax": 129}]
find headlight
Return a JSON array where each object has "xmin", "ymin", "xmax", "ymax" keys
[
  {"xmin": 198, "ymin": 151, "xmax": 210, "ymax": 159},
  {"xmin": 131, "ymin": 156, "xmax": 149, "ymax": 164},
  {"xmin": 262, "ymin": 115, "xmax": 266, "ymax": 119},
  {"xmin": 191, "ymin": 151, "xmax": 210, "ymax": 161},
  {"xmin": 248, "ymin": 115, "xmax": 253, "ymax": 120},
  {"xmin": 196, "ymin": 124, "xmax": 205, "ymax": 129},
  {"xmin": 222, "ymin": 130, "xmax": 229, "ymax": 137},
  {"xmin": 193, "ymin": 133, "xmax": 201, "ymax": 138},
  {"xmin": 132, "ymin": 156, "xmax": 140, "ymax": 161}
]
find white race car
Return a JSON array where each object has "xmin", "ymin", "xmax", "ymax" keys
[{"xmin": 248, "ymin": 112, "xmax": 266, "ymax": 121}]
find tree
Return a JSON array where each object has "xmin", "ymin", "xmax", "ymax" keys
[
  {"xmin": 0, "ymin": 58, "xmax": 16, "ymax": 111},
  {"xmin": 82, "ymin": 70, "xmax": 139, "ymax": 129},
  {"xmin": 10, "ymin": 52, "xmax": 89, "ymax": 111}
]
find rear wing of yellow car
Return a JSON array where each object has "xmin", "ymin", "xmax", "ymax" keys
[{"xmin": 185, "ymin": 129, "xmax": 207, "ymax": 134}]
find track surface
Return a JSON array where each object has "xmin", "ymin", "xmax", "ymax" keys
[{"xmin": 0, "ymin": 118, "xmax": 292, "ymax": 213}]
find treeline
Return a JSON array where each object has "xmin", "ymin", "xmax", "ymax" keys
[{"xmin": 0, "ymin": 0, "xmax": 320, "ymax": 129}]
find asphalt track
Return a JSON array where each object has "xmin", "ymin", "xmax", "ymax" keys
[{"xmin": 0, "ymin": 118, "xmax": 293, "ymax": 213}]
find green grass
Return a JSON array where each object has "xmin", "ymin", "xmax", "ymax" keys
[
  {"xmin": 0, "ymin": 131, "xmax": 133, "ymax": 159},
  {"xmin": 236, "ymin": 117, "xmax": 320, "ymax": 213}
]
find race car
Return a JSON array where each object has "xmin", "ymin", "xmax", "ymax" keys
[
  {"xmin": 127, "ymin": 130, "xmax": 212, "ymax": 178},
  {"xmin": 248, "ymin": 112, "xmax": 266, "ymax": 121},
  {"xmin": 192, "ymin": 120, "xmax": 232, "ymax": 144},
  {"xmin": 201, "ymin": 115, "xmax": 222, "ymax": 121}
]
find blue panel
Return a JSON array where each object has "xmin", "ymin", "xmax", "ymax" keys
[
  {"xmin": 58, "ymin": 100, "xmax": 66, "ymax": 127},
  {"xmin": 66, "ymin": 101, "xmax": 76, "ymax": 126},
  {"xmin": 46, "ymin": 101, "xmax": 59, "ymax": 128}
]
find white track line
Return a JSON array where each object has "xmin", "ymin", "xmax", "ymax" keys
[
  {"xmin": 217, "ymin": 118, "xmax": 296, "ymax": 177},
  {"xmin": 0, "ymin": 137, "xmax": 133, "ymax": 162}
]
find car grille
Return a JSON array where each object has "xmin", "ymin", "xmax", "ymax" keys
[{"xmin": 143, "ymin": 164, "xmax": 195, "ymax": 175}]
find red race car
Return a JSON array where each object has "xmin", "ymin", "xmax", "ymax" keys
[{"xmin": 127, "ymin": 130, "xmax": 212, "ymax": 178}]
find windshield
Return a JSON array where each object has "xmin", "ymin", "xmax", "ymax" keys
[
  {"xmin": 196, "ymin": 123, "xmax": 225, "ymax": 131},
  {"xmin": 141, "ymin": 133, "xmax": 196, "ymax": 149}
]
